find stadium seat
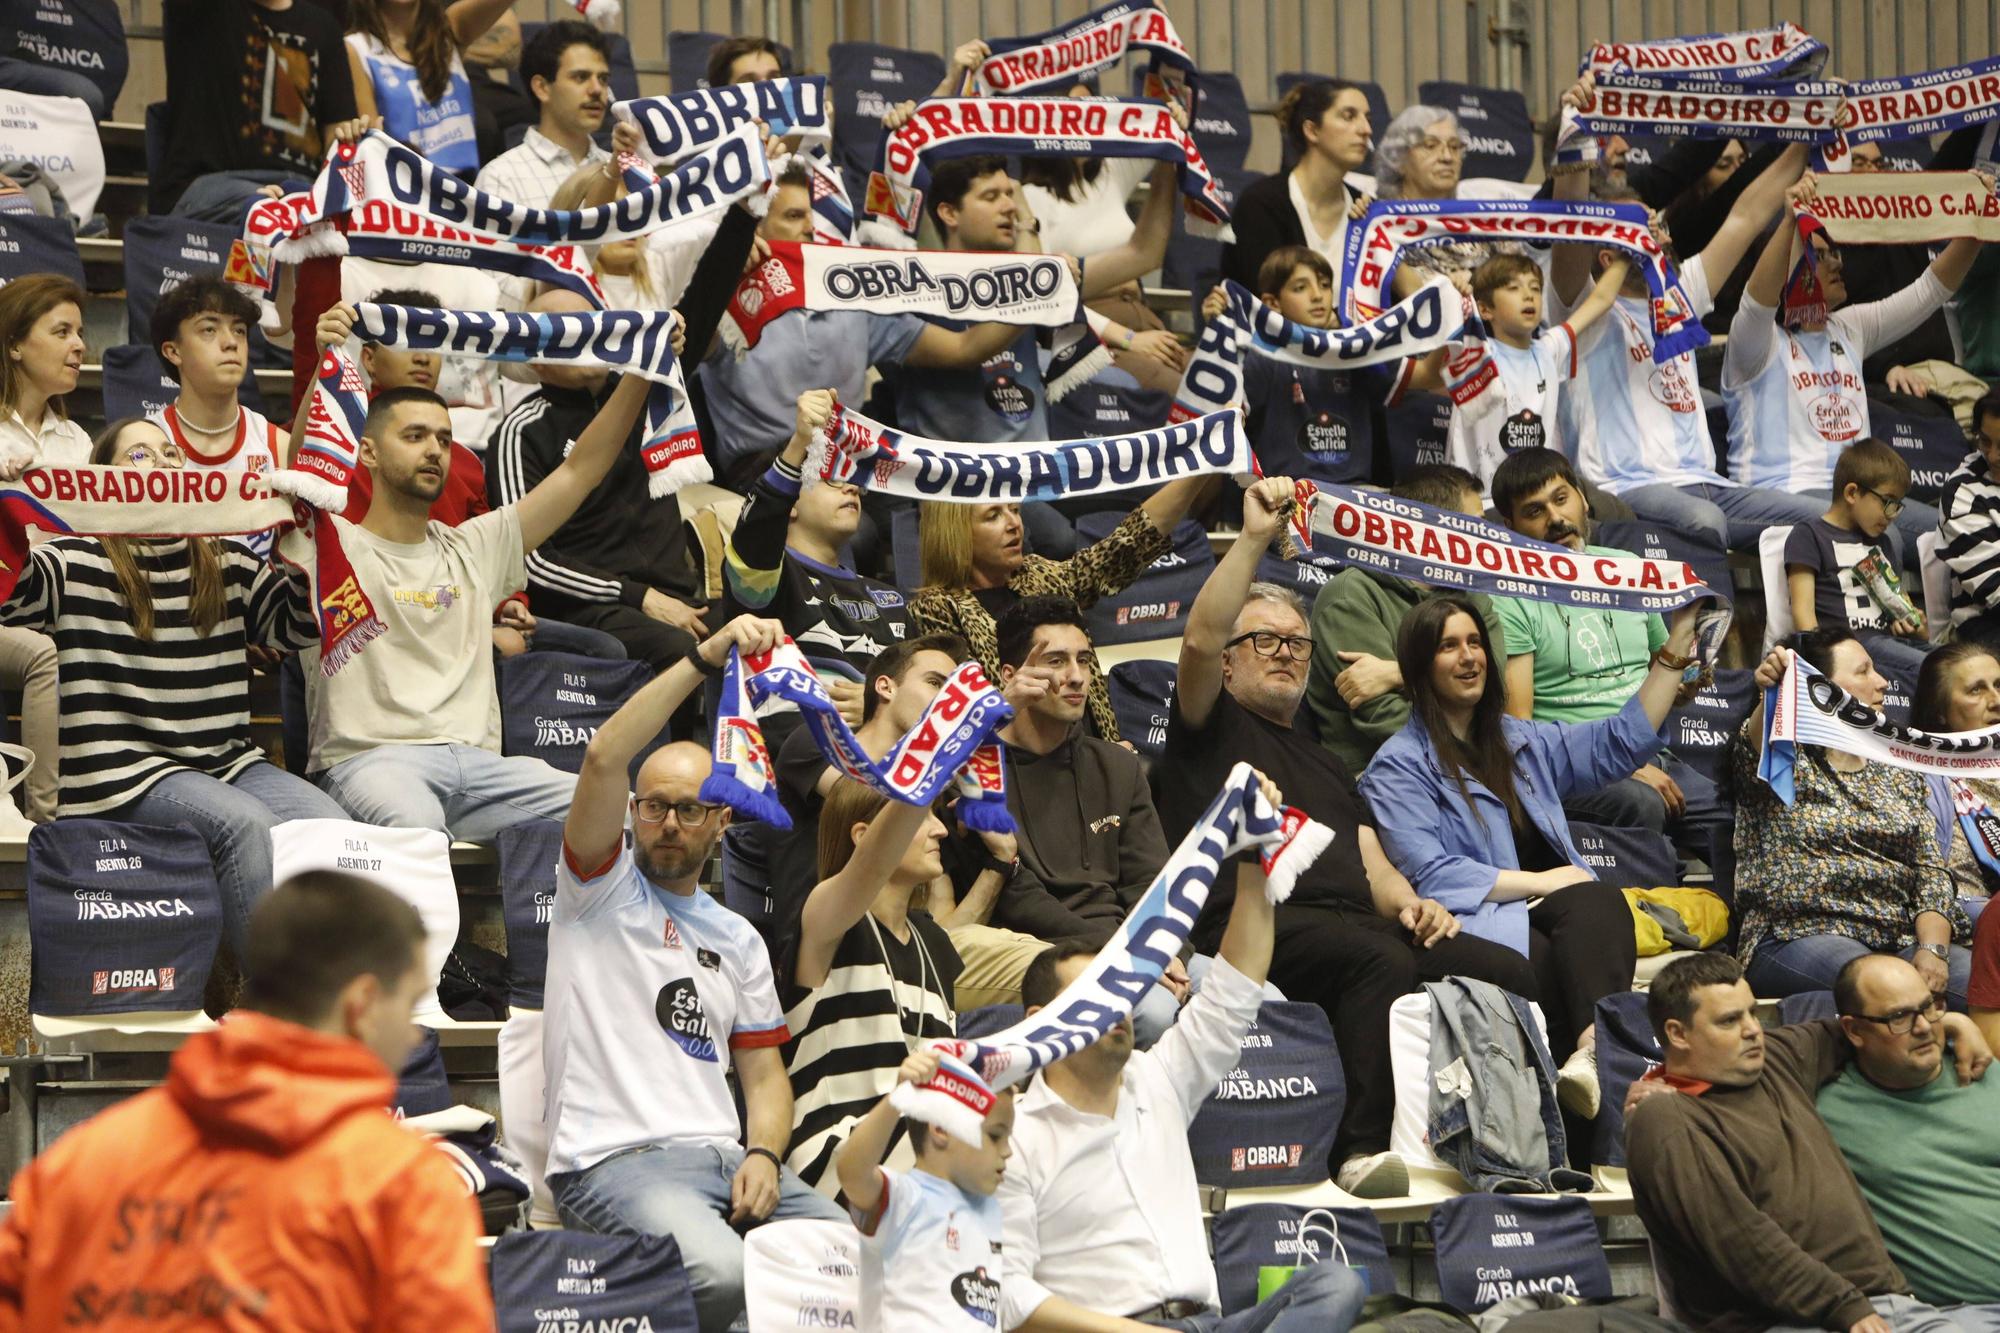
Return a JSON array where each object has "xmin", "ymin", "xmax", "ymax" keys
[
  {"xmin": 1047, "ymin": 373, "xmax": 1171, "ymax": 441},
  {"xmin": 0, "ymin": 211, "xmax": 84, "ymax": 285},
  {"xmin": 743, "ymin": 1219, "xmax": 875, "ymax": 1332},
  {"xmin": 1429, "ymin": 1192, "xmax": 1613, "ymax": 1312},
  {"xmin": 1918, "ymin": 530, "xmax": 1955, "ymax": 644},
  {"xmin": 826, "ymin": 41, "xmax": 947, "ymax": 201},
  {"xmin": 489, "ymin": 1229, "xmax": 700, "ymax": 1333},
  {"xmin": 1106, "ymin": 657, "xmax": 1177, "ymax": 760},
  {"xmin": 1759, "ymin": 525, "xmax": 1795, "ymax": 653},
  {"xmin": 1566, "ymin": 821, "xmax": 1679, "ymax": 889},
  {"xmin": 1874, "ymin": 396, "xmax": 1969, "ymax": 507},
  {"xmin": 1417, "ymin": 81, "xmax": 1536, "ymax": 182},
  {"xmin": 1188, "ymin": 1001, "xmax": 1344, "ymax": 1190},
  {"xmin": 1592, "ymin": 517, "xmax": 1734, "ymax": 609},
  {"xmin": 1588, "ymin": 991, "xmax": 1661, "ymax": 1169},
  {"xmin": 120, "ymin": 214, "xmax": 240, "ymax": 344},
  {"xmin": 664, "ymin": 31, "xmax": 793, "ymax": 93},
  {"xmin": 3, "ymin": 0, "xmax": 128, "ymax": 120},
  {"xmin": 498, "ymin": 651, "xmax": 664, "ymax": 776},
  {"xmin": 1870, "ymin": 134, "xmax": 1937, "ymax": 172},
  {"xmin": 143, "ymin": 100, "xmax": 170, "ymax": 212},
  {"xmin": 1161, "ymin": 166, "xmax": 1253, "ymax": 313},
  {"xmin": 99, "ymin": 342, "xmax": 245, "ymax": 421},
  {"xmin": 1255, "ymin": 543, "xmax": 1342, "ymax": 607},
  {"xmin": 1210, "ymin": 1203, "xmax": 1395, "ymax": 1313},
  {"xmin": 954, "ymin": 1003, "xmax": 1023, "ymax": 1039},
  {"xmin": 1078, "ymin": 514, "xmax": 1213, "ymax": 646},
  {"xmin": 1779, "ymin": 990, "xmax": 1838, "ymax": 1025},
  {"xmin": 497, "ymin": 818, "xmax": 561, "ymax": 1226},
  {"xmin": 271, "ymin": 819, "xmax": 465, "ymax": 1028},
  {"xmin": 1185, "ymin": 71, "xmax": 1254, "ymax": 177},
  {"xmin": 889, "ymin": 502, "xmax": 922, "ymax": 593},
  {"xmin": 26, "ymin": 820, "xmax": 223, "ymax": 1045},
  {"xmin": 0, "ymin": 88, "xmax": 107, "ymax": 219}
]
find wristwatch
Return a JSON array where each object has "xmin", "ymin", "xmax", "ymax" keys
[{"xmin": 1917, "ymin": 943, "xmax": 1950, "ymax": 962}]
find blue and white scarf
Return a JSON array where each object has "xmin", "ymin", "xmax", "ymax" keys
[
  {"xmin": 1573, "ymin": 69, "xmax": 1845, "ymax": 145},
  {"xmin": 1760, "ymin": 652, "xmax": 2000, "ymax": 802},
  {"xmin": 354, "ymin": 303, "xmax": 709, "ymax": 496},
  {"xmin": 703, "ymin": 641, "xmax": 1014, "ymax": 833},
  {"xmin": 810, "ymin": 399, "xmax": 1252, "ymax": 503},
  {"xmin": 935, "ymin": 763, "xmax": 1328, "ymax": 1089},
  {"xmin": 1581, "ymin": 23, "xmax": 1827, "ymax": 81},
  {"xmin": 865, "ymin": 96, "xmax": 1231, "ymax": 238},
  {"xmin": 1842, "ymin": 54, "xmax": 2000, "ymax": 146},
  {"xmin": 614, "ymin": 76, "xmax": 832, "ymax": 164},
  {"xmin": 976, "ymin": 1, "xmax": 1197, "ymax": 105},
  {"xmin": 1340, "ymin": 197, "xmax": 1708, "ymax": 363},
  {"xmin": 1169, "ymin": 277, "xmax": 1467, "ymax": 424}
]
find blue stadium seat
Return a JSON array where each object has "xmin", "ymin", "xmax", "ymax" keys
[
  {"xmin": 1255, "ymin": 542, "xmax": 1342, "ymax": 607},
  {"xmin": 1779, "ymin": 990, "xmax": 1838, "ymax": 1025},
  {"xmin": 1661, "ymin": 667, "xmax": 1755, "ymax": 789},
  {"xmin": 0, "ymin": 211, "xmax": 82, "ymax": 285},
  {"xmin": 2, "ymin": 0, "xmax": 127, "ymax": 120},
  {"xmin": 1567, "ymin": 821, "xmax": 1678, "ymax": 889},
  {"xmin": 1186, "ymin": 71, "xmax": 1254, "ymax": 177},
  {"xmin": 1212, "ymin": 1204, "xmax": 1395, "ymax": 1313},
  {"xmin": 121, "ymin": 214, "xmax": 244, "ymax": 344},
  {"xmin": 1591, "ymin": 517, "xmax": 1734, "ymax": 609},
  {"xmin": 1589, "ymin": 991, "xmax": 1661, "ymax": 1168},
  {"xmin": 666, "ymin": 31, "xmax": 793, "ymax": 93},
  {"xmin": 1188, "ymin": 1001, "xmax": 1344, "ymax": 1189},
  {"xmin": 496, "ymin": 818, "xmax": 562, "ymax": 1013},
  {"xmin": 489, "ymin": 1230, "xmax": 699, "ymax": 1333},
  {"xmin": 827, "ymin": 41, "xmax": 947, "ymax": 202},
  {"xmin": 1106, "ymin": 657, "xmax": 1176, "ymax": 759},
  {"xmin": 1418, "ymin": 81, "xmax": 1536, "ymax": 182},
  {"xmin": 1076, "ymin": 514, "xmax": 1212, "ymax": 646},
  {"xmin": 1161, "ymin": 165, "xmax": 1253, "ymax": 304},
  {"xmin": 100, "ymin": 343, "xmax": 220, "ymax": 422},
  {"xmin": 955, "ymin": 1003, "xmax": 1024, "ymax": 1039},
  {"xmin": 1047, "ymin": 372, "xmax": 1171, "ymax": 441},
  {"xmin": 1873, "ymin": 395, "xmax": 1969, "ymax": 506},
  {"xmin": 497, "ymin": 651, "xmax": 664, "ymax": 776},
  {"xmin": 1869, "ymin": 134, "xmax": 1936, "ymax": 172},
  {"xmin": 1430, "ymin": 1192, "xmax": 1613, "ymax": 1312}
]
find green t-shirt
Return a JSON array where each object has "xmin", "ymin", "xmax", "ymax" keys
[
  {"xmin": 1817, "ymin": 1060, "xmax": 2000, "ymax": 1307},
  {"xmin": 1492, "ymin": 545, "xmax": 1667, "ymax": 723}
]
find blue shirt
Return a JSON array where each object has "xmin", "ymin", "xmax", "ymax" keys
[
  {"xmin": 1243, "ymin": 354, "xmax": 1390, "ymax": 486},
  {"xmin": 701, "ymin": 308, "xmax": 926, "ymax": 471},
  {"xmin": 1358, "ymin": 694, "xmax": 1665, "ymax": 954},
  {"xmin": 346, "ymin": 33, "xmax": 478, "ymax": 172},
  {"xmin": 895, "ymin": 327, "xmax": 1048, "ymax": 444}
]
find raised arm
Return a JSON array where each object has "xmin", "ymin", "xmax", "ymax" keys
[
  {"xmin": 1176, "ymin": 476, "xmax": 1294, "ymax": 729},
  {"xmin": 835, "ymin": 1048, "xmax": 943, "ymax": 1219},
  {"xmin": 515, "ymin": 373, "xmax": 650, "ymax": 553},
  {"xmin": 1549, "ymin": 75, "xmax": 1599, "ymax": 306},
  {"xmin": 723, "ymin": 391, "xmax": 835, "ymax": 610},
  {"xmin": 1632, "ymin": 602, "xmax": 1701, "ymax": 728},
  {"xmin": 1697, "ymin": 142, "xmax": 1809, "ymax": 288},
  {"xmin": 793, "ymin": 797, "xmax": 940, "ymax": 990},
  {"xmin": 1744, "ymin": 178, "xmax": 1809, "ymax": 310},
  {"xmin": 1077, "ymin": 159, "xmax": 1179, "ymax": 296},
  {"xmin": 445, "ymin": 0, "xmax": 515, "ymax": 47}
]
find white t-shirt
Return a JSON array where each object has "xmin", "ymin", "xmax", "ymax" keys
[
  {"xmin": 1288, "ymin": 173, "xmax": 1350, "ymax": 301},
  {"xmin": 543, "ymin": 842, "xmax": 790, "ymax": 1177},
  {"xmin": 301, "ymin": 507, "xmax": 523, "ymax": 771},
  {"xmin": 1723, "ymin": 271, "xmax": 1949, "ymax": 493},
  {"xmin": 1556, "ymin": 254, "xmax": 1724, "ymax": 494},
  {"xmin": 856, "ymin": 1168, "xmax": 1005, "ymax": 1333},
  {"xmin": 1443, "ymin": 324, "xmax": 1578, "ymax": 495},
  {"xmin": 1023, "ymin": 157, "xmax": 1150, "ymax": 260}
]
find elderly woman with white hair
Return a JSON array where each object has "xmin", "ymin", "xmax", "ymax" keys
[{"xmin": 1372, "ymin": 103, "xmax": 1526, "ymax": 290}]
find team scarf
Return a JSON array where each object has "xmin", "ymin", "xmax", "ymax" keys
[
  {"xmin": 1841, "ymin": 53, "xmax": 2000, "ymax": 147},
  {"xmin": 1781, "ymin": 208, "xmax": 1829, "ymax": 329},
  {"xmin": 1286, "ymin": 479, "xmax": 1718, "ymax": 614},
  {"xmin": 1340, "ymin": 197, "xmax": 1708, "ymax": 363},
  {"xmin": 1168, "ymin": 277, "xmax": 1467, "ymax": 424},
  {"xmin": 1581, "ymin": 22, "xmax": 1827, "ymax": 81},
  {"xmin": 1759, "ymin": 651, "xmax": 2000, "ymax": 802},
  {"xmin": 864, "ymin": 96, "xmax": 1230, "ymax": 238},
  {"xmin": 809, "ymin": 398, "xmax": 1251, "ymax": 504},
  {"xmin": 1804, "ymin": 170, "xmax": 2000, "ymax": 244},
  {"xmin": 354, "ymin": 303, "xmax": 709, "ymax": 498},
  {"xmin": 718, "ymin": 240, "xmax": 1083, "ymax": 356},
  {"xmin": 888, "ymin": 1049, "xmax": 1000, "ymax": 1149},
  {"xmin": 614, "ymin": 76, "xmax": 831, "ymax": 164},
  {"xmin": 1950, "ymin": 779, "xmax": 2000, "ymax": 881},
  {"xmin": 931, "ymin": 762, "xmax": 1328, "ymax": 1090},
  {"xmin": 702, "ymin": 641, "xmax": 1014, "ymax": 833},
  {"xmin": 796, "ymin": 141, "xmax": 857, "ymax": 243},
  {"xmin": 975, "ymin": 1, "xmax": 1196, "ymax": 106},
  {"xmin": 1574, "ymin": 68, "xmax": 1845, "ymax": 146}
]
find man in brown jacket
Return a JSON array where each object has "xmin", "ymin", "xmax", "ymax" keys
[{"xmin": 1627, "ymin": 952, "xmax": 1992, "ymax": 1333}]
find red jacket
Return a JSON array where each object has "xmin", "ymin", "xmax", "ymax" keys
[{"xmin": 0, "ymin": 1012, "xmax": 495, "ymax": 1331}]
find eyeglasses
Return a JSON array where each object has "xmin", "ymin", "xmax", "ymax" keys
[
  {"xmin": 1862, "ymin": 485, "xmax": 1905, "ymax": 517},
  {"xmin": 1415, "ymin": 137, "xmax": 1466, "ymax": 157},
  {"xmin": 1847, "ymin": 995, "xmax": 1945, "ymax": 1035},
  {"xmin": 634, "ymin": 797, "xmax": 722, "ymax": 828},
  {"xmin": 1225, "ymin": 631, "xmax": 1314, "ymax": 661},
  {"xmin": 124, "ymin": 442, "xmax": 184, "ymax": 466}
]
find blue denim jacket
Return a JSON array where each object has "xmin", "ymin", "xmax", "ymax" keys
[
  {"xmin": 1424, "ymin": 976, "xmax": 1593, "ymax": 1194},
  {"xmin": 1358, "ymin": 694, "xmax": 1666, "ymax": 956}
]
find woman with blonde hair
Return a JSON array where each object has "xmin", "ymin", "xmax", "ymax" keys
[
  {"xmin": 909, "ymin": 473, "xmax": 1212, "ymax": 742},
  {"xmin": 0, "ymin": 417, "xmax": 347, "ymax": 953},
  {"xmin": 548, "ymin": 158, "xmax": 677, "ymax": 311},
  {"xmin": 346, "ymin": 0, "xmax": 514, "ymax": 175}
]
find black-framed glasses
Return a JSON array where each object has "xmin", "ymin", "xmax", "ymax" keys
[
  {"xmin": 634, "ymin": 797, "xmax": 722, "ymax": 828},
  {"xmin": 1848, "ymin": 995, "xmax": 1945, "ymax": 1035},
  {"xmin": 1862, "ymin": 485, "xmax": 1905, "ymax": 517},
  {"xmin": 1225, "ymin": 631, "xmax": 1314, "ymax": 661}
]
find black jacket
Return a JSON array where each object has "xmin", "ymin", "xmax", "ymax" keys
[{"xmin": 1221, "ymin": 170, "xmax": 1361, "ymax": 290}]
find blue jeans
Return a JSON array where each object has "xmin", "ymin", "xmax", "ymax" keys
[
  {"xmin": 318, "ymin": 742, "xmax": 576, "ymax": 839},
  {"xmin": 531, "ymin": 617, "xmax": 627, "ymax": 660},
  {"xmin": 119, "ymin": 761, "xmax": 348, "ymax": 957},
  {"xmin": 1747, "ymin": 934, "xmax": 1973, "ymax": 1011},
  {"xmin": 1142, "ymin": 1260, "xmax": 1367, "ymax": 1331},
  {"xmin": 1765, "ymin": 1294, "xmax": 1988, "ymax": 1332},
  {"xmin": 1859, "ymin": 630, "xmax": 1935, "ymax": 682},
  {"xmin": 549, "ymin": 1142, "xmax": 846, "ymax": 1333},
  {"xmin": 1618, "ymin": 481, "xmax": 1828, "ymax": 553},
  {"xmin": 168, "ymin": 169, "xmax": 301, "ymax": 225}
]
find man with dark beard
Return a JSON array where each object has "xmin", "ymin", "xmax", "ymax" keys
[{"xmin": 541, "ymin": 613, "xmax": 845, "ymax": 1333}]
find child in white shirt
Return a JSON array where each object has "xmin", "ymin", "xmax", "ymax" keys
[{"xmin": 836, "ymin": 1048, "xmax": 1016, "ymax": 1333}]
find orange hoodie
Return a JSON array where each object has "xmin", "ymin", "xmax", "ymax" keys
[{"xmin": 0, "ymin": 1011, "xmax": 496, "ymax": 1331}]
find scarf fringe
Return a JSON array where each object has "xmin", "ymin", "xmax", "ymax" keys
[
  {"xmin": 316, "ymin": 614, "xmax": 385, "ymax": 677},
  {"xmin": 698, "ymin": 770, "xmax": 792, "ymax": 829},
  {"xmin": 955, "ymin": 790, "xmax": 1016, "ymax": 836},
  {"xmin": 1262, "ymin": 819, "xmax": 1332, "ymax": 905},
  {"xmin": 1046, "ymin": 340, "xmax": 1112, "ymax": 402},
  {"xmin": 265, "ymin": 469, "xmax": 350, "ymax": 515}
]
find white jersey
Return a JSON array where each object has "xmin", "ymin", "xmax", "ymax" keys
[
  {"xmin": 1724, "ymin": 272, "xmax": 1948, "ymax": 493},
  {"xmin": 1443, "ymin": 324, "xmax": 1578, "ymax": 497},
  {"xmin": 856, "ymin": 1168, "xmax": 1005, "ymax": 1333},
  {"xmin": 1557, "ymin": 255, "xmax": 1725, "ymax": 494},
  {"xmin": 543, "ymin": 842, "xmax": 789, "ymax": 1176}
]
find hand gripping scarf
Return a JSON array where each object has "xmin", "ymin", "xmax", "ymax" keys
[
  {"xmin": 1169, "ymin": 277, "xmax": 1468, "ymax": 424},
  {"xmin": 889, "ymin": 1049, "xmax": 1000, "ymax": 1148},
  {"xmin": 1581, "ymin": 22, "xmax": 1827, "ymax": 81},
  {"xmin": 865, "ymin": 96, "xmax": 1230, "ymax": 239},
  {"xmin": 614, "ymin": 77, "xmax": 832, "ymax": 165},
  {"xmin": 1760, "ymin": 651, "xmax": 2000, "ymax": 802},
  {"xmin": 808, "ymin": 398, "xmax": 1253, "ymax": 504},
  {"xmin": 1288, "ymin": 480, "xmax": 1720, "ymax": 615},
  {"xmin": 702, "ymin": 641, "xmax": 1014, "ymax": 833},
  {"xmin": 719, "ymin": 240, "xmax": 1083, "ymax": 356},
  {"xmin": 975, "ymin": 2, "xmax": 1197, "ymax": 105},
  {"xmin": 931, "ymin": 762, "xmax": 1329, "ymax": 1090},
  {"xmin": 354, "ymin": 303, "xmax": 709, "ymax": 498},
  {"xmin": 1340, "ymin": 197, "xmax": 1708, "ymax": 363}
]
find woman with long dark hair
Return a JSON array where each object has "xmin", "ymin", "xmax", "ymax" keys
[
  {"xmin": 1222, "ymin": 79, "xmax": 1375, "ymax": 293},
  {"xmin": 346, "ymin": 0, "xmax": 513, "ymax": 175},
  {"xmin": 1361, "ymin": 595, "xmax": 1696, "ymax": 1107},
  {"xmin": 0, "ymin": 418, "xmax": 348, "ymax": 956}
]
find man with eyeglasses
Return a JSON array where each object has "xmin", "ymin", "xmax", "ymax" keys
[
  {"xmin": 1628, "ymin": 952, "xmax": 1995, "ymax": 1333},
  {"xmin": 1939, "ymin": 393, "xmax": 2000, "ymax": 649},
  {"xmin": 542, "ymin": 611, "xmax": 846, "ymax": 1333},
  {"xmin": 1154, "ymin": 477, "xmax": 1539, "ymax": 1198},
  {"xmin": 1819, "ymin": 954, "xmax": 2000, "ymax": 1322}
]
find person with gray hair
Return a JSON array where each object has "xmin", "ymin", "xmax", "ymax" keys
[
  {"xmin": 1151, "ymin": 476, "xmax": 1541, "ymax": 1199},
  {"xmin": 1375, "ymin": 104, "xmax": 1522, "ymax": 290}
]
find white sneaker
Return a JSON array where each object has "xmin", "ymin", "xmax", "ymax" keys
[
  {"xmin": 1557, "ymin": 1044, "xmax": 1601, "ymax": 1119},
  {"xmin": 1336, "ymin": 1150, "xmax": 1408, "ymax": 1199}
]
